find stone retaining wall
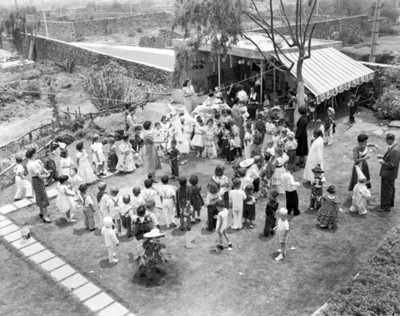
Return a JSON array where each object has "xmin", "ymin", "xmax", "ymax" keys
[
  {"xmin": 139, "ymin": 29, "xmax": 182, "ymax": 48},
  {"xmin": 28, "ymin": 12, "xmax": 173, "ymax": 42},
  {"xmin": 24, "ymin": 36, "xmax": 171, "ymax": 85}
]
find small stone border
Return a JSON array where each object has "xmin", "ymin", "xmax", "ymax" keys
[{"xmin": 0, "ymin": 170, "xmax": 135, "ymax": 316}]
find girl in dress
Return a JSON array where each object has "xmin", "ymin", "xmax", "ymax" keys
[
  {"xmin": 189, "ymin": 175, "xmax": 204, "ymax": 222},
  {"xmin": 153, "ymin": 122, "xmax": 167, "ymax": 153},
  {"xmin": 160, "ymin": 116, "xmax": 170, "ymax": 135},
  {"xmin": 191, "ymin": 117, "xmax": 206, "ymax": 157},
  {"xmin": 117, "ymin": 135, "xmax": 136, "ymax": 173},
  {"xmin": 59, "ymin": 150, "xmax": 74, "ymax": 177},
  {"xmin": 142, "ymin": 121, "xmax": 162, "ymax": 181},
  {"xmin": 76, "ymin": 141, "xmax": 97, "ymax": 184},
  {"xmin": 203, "ymin": 119, "xmax": 217, "ymax": 159},
  {"xmin": 56, "ymin": 175, "xmax": 76, "ymax": 223},
  {"xmin": 317, "ymin": 185, "xmax": 343, "ymax": 229},
  {"xmin": 244, "ymin": 122, "xmax": 253, "ymax": 159},
  {"xmin": 303, "ymin": 129, "xmax": 324, "ymax": 183},
  {"xmin": 107, "ymin": 138, "xmax": 118, "ymax": 173},
  {"xmin": 91, "ymin": 135, "xmax": 106, "ymax": 176},
  {"xmin": 271, "ymin": 147, "xmax": 289, "ymax": 194},
  {"xmin": 285, "ymin": 131, "xmax": 298, "ymax": 172}
]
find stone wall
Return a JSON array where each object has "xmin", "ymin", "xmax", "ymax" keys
[
  {"xmin": 256, "ymin": 15, "xmax": 371, "ymax": 40},
  {"xmin": 139, "ymin": 29, "xmax": 182, "ymax": 48},
  {"xmin": 28, "ymin": 12, "xmax": 173, "ymax": 42},
  {"xmin": 24, "ymin": 36, "xmax": 171, "ymax": 85}
]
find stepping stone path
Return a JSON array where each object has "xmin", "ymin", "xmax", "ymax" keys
[{"xmin": 0, "ymin": 172, "xmax": 134, "ymax": 316}]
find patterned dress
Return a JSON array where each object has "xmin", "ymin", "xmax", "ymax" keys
[
  {"xmin": 76, "ymin": 150, "xmax": 97, "ymax": 184},
  {"xmin": 203, "ymin": 126, "xmax": 217, "ymax": 158},
  {"xmin": 317, "ymin": 195, "xmax": 340, "ymax": 228},
  {"xmin": 117, "ymin": 141, "xmax": 136, "ymax": 173}
]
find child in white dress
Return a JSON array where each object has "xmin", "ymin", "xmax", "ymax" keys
[
  {"xmin": 244, "ymin": 122, "xmax": 253, "ymax": 159},
  {"xmin": 203, "ymin": 119, "xmax": 217, "ymax": 159},
  {"xmin": 159, "ymin": 176, "xmax": 176, "ymax": 228},
  {"xmin": 230, "ymin": 178, "xmax": 246, "ymax": 230},
  {"xmin": 59, "ymin": 150, "xmax": 74, "ymax": 177},
  {"xmin": 154, "ymin": 122, "xmax": 167, "ymax": 153},
  {"xmin": 350, "ymin": 166, "xmax": 371, "ymax": 215},
  {"xmin": 91, "ymin": 135, "xmax": 106, "ymax": 176},
  {"xmin": 13, "ymin": 156, "xmax": 33, "ymax": 201},
  {"xmin": 76, "ymin": 141, "xmax": 97, "ymax": 184},
  {"xmin": 191, "ymin": 117, "xmax": 206, "ymax": 157},
  {"xmin": 271, "ymin": 147, "xmax": 289, "ymax": 194},
  {"xmin": 56, "ymin": 175, "xmax": 76, "ymax": 222}
]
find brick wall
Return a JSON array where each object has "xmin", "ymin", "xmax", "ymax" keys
[{"xmin": 24, "ymin": 36, "xmax": 172, "ymax": 85}]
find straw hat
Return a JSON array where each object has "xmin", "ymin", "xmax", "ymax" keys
[
  {"xmin": 239, "ymin": 158, "xmax": 254, "ymax": 168},
  {"xmin": 328, "ymin": 107, "xmax": 335, "ymax": 115},
  {"xmin": 143, "ymin": 228, "xmax": 165, "ymax": 239},
  {"xmin": 311, "ymin": 165, "xmax": 324, "ymax": 174}
]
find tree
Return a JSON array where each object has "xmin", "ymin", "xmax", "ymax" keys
[
  {"xmin": 4, "ymin": 11, "xmax": 26, "ymax": 62},
  {"xmin": 26, "ymin": 14, "xmax": 40, "ymax": 60},
  {"xmin": 174, "ymin": 0, "xmax": 318, "ymax": 122},
  {"xmin": 334, "ymin": 0, "xmax": 372, "ymax": 16}
]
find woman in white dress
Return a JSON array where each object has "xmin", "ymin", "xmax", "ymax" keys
[
  {"xmin": 59, "ymin": 149, "xmax": 74, "ymax": 176},
  {"xmin": 75, "ymin": 141, "xmax": 97, "ymax": 184},
  {"xmin": 191, "ymin": 117, "xmax": 206, "ymax": 157},
  {"xmin": 142, "ymin": 121, "xmax": 161, "ymax": 181},
  {"xmin": 117, "ymin": 135, "xmax": 136, "ymax": 173},
  {"xmin": 303, "ymin": 129, "xmax": 324, "ymax": 183}
]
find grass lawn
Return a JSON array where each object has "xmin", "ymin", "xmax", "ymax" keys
[
  {"xmin": 0, "ymin": 243, "xmax": 92, "ymax": 316},
  {"xmin": 3, "ymin": 107, "xmax": 400, "ymax": 315}
]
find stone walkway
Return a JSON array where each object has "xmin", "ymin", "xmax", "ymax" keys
[{"xmin": 0, "ymin": 171, "xmax": 135, "ymax": 316}]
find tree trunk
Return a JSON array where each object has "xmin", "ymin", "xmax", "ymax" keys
[
  {"xmin": 28, "ymin": 39, "xmax": 34, "ymax": 60},
  {"xmin": 295, "ymin": 55, "xmax": 305, "ymax": 124}
]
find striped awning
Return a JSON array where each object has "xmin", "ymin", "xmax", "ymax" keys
[{"xmin": 279, "ymin": 47, "xmax": 375, "ymax": 104}]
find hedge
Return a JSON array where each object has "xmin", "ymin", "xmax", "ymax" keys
[{"xmin": 324, "ymin": 226, "xmax": 400, "ymax": 316}]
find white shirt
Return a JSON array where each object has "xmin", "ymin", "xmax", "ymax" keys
[
  {"xmin": 159, "ymin": 185, "xmax": 175, "ymax": 200},
  {"xmin": 101, "ymin": 227, "xmax": 119, "ymax": 247},
  {"xmin": 131, "ymin": 195, "xmax": 145, "ymax": 214},
  {"xmin": 281, "ymin": 172, "xmax": 300, "ymax": 192},
  {"xmin": 14, "ymin": 164, "xmax": 25, "ymax": 181},
  {"xmin": 230, "ymin": 189, "xmax": 246, "ymax": 211}
]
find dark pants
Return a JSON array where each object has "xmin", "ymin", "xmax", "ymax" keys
[
  {"xmin": 381, "ymin": 177, "xmax": 395, "ymax": 211},
  {"xmin": 171, "ymin": 160, "xmax": 179, "ymax": 177},
  {"xmin": 227, "ymin": 149, "xmax": 235, "ymax": 162},
  {"xmin": 349, "ymin": 107, "xmax": 356, "ymax": 123},
  {"xmin": 286, "ymin": 190, "xmax": 299, "ymax": 215},
  {"xmin": 207, "ymin": 205, "xmax": 218, "ymax": 231},
  {"xmin": 263, "ymin": 215, "xmax": 276, "ymax": 237}
]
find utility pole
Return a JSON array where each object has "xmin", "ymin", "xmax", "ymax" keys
[
  {"xmin": 42, "ymin": 0, "xmax": 49, "ymax": 38},
  {"xmin": 369, "ymin": 0, "xmax": 382, "ymax": 63},
  {"xmin": 59, "ymin": 0, "xmax": 62, "ymax": 16},
  {"xmin": 316, "ymin": 0, "xmax": 319, "ymax": 16}
]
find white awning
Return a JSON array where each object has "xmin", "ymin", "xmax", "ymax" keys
[{"xmin": 279, "ymin": 47, "xmax": 375, "ymax": 104}]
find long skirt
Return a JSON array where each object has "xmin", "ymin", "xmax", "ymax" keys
[
  {"xmin": 143, "ymin": 144, "xmax": 161, "ymax": 175},
  {"xmin": 348, "ymin": 162, "xmax": 371, "ymax": 191},
  {"xmin": 32, "ymin": 177, "xmax": 49, "ymax": 208}
]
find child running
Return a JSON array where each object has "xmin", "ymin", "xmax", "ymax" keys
[{"xmin": 215, "ymin": 200, "xmax": 233, "ymax": 251}]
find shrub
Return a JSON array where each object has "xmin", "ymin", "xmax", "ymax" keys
[
  {"xmin": 127, "ymin": 29, "xmax": 136, "ymax": 37},
  {"xmin": 374, "ymin": 88, "xmax": 400, "ymax": 119},
  {"xmin": 379, "ymin": 20, "xmax": 398, "ymax": 35},
  {"xmin": 137, "ymin": 27, "xmax": 143, "ymax": 33},
  {"xmin": 381, "ymin": 7, "xmax": 400, "ymax": 23},
  {"xmin": 55, "ymin": 59, "xmax": 76, "ymax": 73},
  {"xmin": 324, "ymin": 227, "xmax": 400, "ymax": 316},
  {"xmin": 338, "ymin": 30, "xmax": 362, "ymax": 45}
]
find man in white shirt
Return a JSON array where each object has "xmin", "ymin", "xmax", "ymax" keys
[{"xmin": 281, "ymin": 167, "xmax": 300, "ymax": 216}]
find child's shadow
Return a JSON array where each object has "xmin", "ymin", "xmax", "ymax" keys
[
  {"xmin": 127, "ymin": 252, "xmax": 136, "ymax": 264},
  {"xmin": 258, "ymin": 233, "xmax": 274, "ymax": 242},
  {"xmin": 171, "ymin": 228, "xmax": 185, "ymax": 237},
  {"xmin": 73, "ymin": 228, "xmax": 91, "ymax": 236},
  {"xmin": 54, "ymin": 218, "xmax": 73, "ymax": 229},
  {"xmin": 302, "ymin": 181, "xmax": 312, "ymax": 189},
  {"xmin": 304, "ymin": 208, "xmax": 316, "ymax": 215},
  {"xmin": 99, "ymin": 259, "xmax": 118, "ymax": 269},
  {"xmin": 201, "ymin": 228, "xmax": 214, "ymax": 236},
  {"xmin": 226, "ymin": 227, "xmax": 240, "ymax": 235}
]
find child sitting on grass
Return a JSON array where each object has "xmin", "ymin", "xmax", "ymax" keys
[
  {"xmin": 215, "ymin": 200, "xmax": 233, "ymax": 251},
  {"xmin": 274, "ymin": 207, "xmax": 289, "ymax": 261}
]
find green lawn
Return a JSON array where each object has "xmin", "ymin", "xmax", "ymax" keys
[
  {"xmin": 3, "ymin": 107, "xmax": 400, "ymax": 315},
  {"xmin": 0, "ymin": 243, "xmax": 92, "ymax": 316}
]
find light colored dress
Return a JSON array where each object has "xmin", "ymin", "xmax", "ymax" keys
[
  {"xmin": 76, "ymin": 150, "xmax": 97, "ymax": 184},
  {"xmin": 216, "ymin": 208, "xmax": 229, "ymax": 232},
  {"xmin": 56, "ymin": 183, "xmax": 76, "ymax": 213},
  {"xmin": 117, "ymin": 141, "xmax": 136, "ymax": 173},
  {"xmin": 303, "ymin": 136, "xmax": 324, "ymax": 183},
  {"xmin": 203, "ymin": 126, "xmax": 217, "ymax": 158},
  {"xmin": 91, "ymin": 142, "xmax": 106, "ymax": 167},
  {"xmin": 191, "ymin": 123, "xmax": 205, "ymax": 148},
  {"xmin": 271, "ymin": 153, "xmax": 289, "ymax": 194},
  {"xmin": 142, "ymin": 130, "xmax": 161, "ymax": 175},
  {"xmin": 244, "ymin": 131, "xmax": 253, "ymax": 159},
  {"xmin": 59, "ymin": 157, "xmax": 74, "ymax": 176}
]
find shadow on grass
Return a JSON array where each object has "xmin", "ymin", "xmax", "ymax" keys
[
  {"xmin": 99, "ymin": 259, "xmax": 118, "ymax": 269},
  {"xmin": 72, "ymin": 228, "xmax": 92, "ymax": 236},
  {"xmin": 54, "ymin": 218, "xmax": 76, "ymax": 228},
  {"xmin": 132, "ymin": 262, "xmax": 180, "ymax": 288},
  {"xmin": 171, "ymin": 228, "xmax": 185, "ymax": 237},
  {"xmin": 258, "ymin": 233, "xmax": 275, "ymax": 242}
]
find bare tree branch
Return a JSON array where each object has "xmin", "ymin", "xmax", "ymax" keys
[{"xmin": 302, "ymin": 0, "xmax": 318, "ymax": 49}]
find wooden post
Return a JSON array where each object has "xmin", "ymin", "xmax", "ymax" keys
[
  {"xmin": 217, "ymin": 54, "xmax": 221, "ymax": 88},
  {"xmin": 260, "ymin": 59, "xmax": 265, "ymax": 103},
  {"xmin": 78, "ymin": 107, "xmax": 82, "ymax": 119},
  {"xmin": 370, "ymin": 0, "xmax": 382, "ymax": 63},
  {"xmin": 29, "ymin": 132, "xmax": 32, "ymax": 143}
]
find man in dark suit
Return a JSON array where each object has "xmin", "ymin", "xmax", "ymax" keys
[{"xmin": 378, "ymin": 133, "xmax": 400, "ymax": 212}]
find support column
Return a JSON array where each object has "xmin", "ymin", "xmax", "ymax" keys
[
  {"xmin": 218, "ymin": 54, "xmax": 221, "ymax": 88},
  {"xmin": 260, "ymin": 59, "xmax": 265, "ymax": 103}
]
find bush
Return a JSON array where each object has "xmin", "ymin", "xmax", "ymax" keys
[
  {"xmin": 137, "ymin": 27, "xmax": 143, "ymax": 33},
  {"xmin": 324, "ymin": 227, "xmax": 400, "ymax": 315},
  {"xmin": 338, "ymin": 30, "xmax": 362, "ymax": 45},
  {"xmin": 55, "ymin": 59, "xmax": 76, "ymax": 73},
  {"xmin": 379, "ymin": 20, "xmax": 398, "ymax": 35},
  {"xmin": 127, "ymin": 29, "xmax": 136, "ymax": 37},
  {"xmin": 374, "ymin": 88, "xmax": 400, "ymax": 119},
  {"xmin": 381, "ymin": 7, "xmax": 400, "ymax": 23}
]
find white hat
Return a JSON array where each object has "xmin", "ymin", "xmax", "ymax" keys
[
  {"xmin": 143, "ymin": 228, "xmax": 166, "ymax": 239},
  {"xmin": 266, "ymin": 147, "xmax": 275, "ymax": 156},
  {"xmin": 355, "ymin": 165, "xmax": 366, "ymax": 181},
  {"xmin": 279, "ymin": 207, "xmax": 288, "ymax": 216},
  {"xmin": 103, "ymin": 216, "xmax": 113, "ymax": 228},
  {"xmin": 328, "ymin": 107, "xmax": 335, "ymax": 115},
  {"xmin": 239, "ymin": 158, "xmax": 254, "ymax": 168}
]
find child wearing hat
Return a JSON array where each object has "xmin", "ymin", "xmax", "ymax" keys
[
  {"xmin": 317, "ymin": 185, "xmax": 342, "ymax": 229},
  {"xmin": 274, "ymin": 207, "xmax": 290, "ymax": 261},
  {"xmin": 230, "ymin": 178, "xmax": 246, "ymax": 230},
  {"xmin": 285, "ymin": 131, "xmax": 298, "ymax": 172},
  {"xmin": 310, "ymin": 164, "xmax": 326, "ymax": 211},
  {"xmin": 167, "ymin": 138, "xmax": 180, "ymax": 179},
  {"xmin": 212, "ymin": 165, "xmax": 230, "ymax": 208},
  {"xmin": 349, "ymin": 166, "xmax": 371, "ymax": 215},
  {"xmin": 13, "ymin": 156, "xmax": 33, "ymax": 201},
  {"xmin": 215, "ymin": 200, "xmax": 233, "ymax": 250},
  {"xmin": 205, "ymin": 181, "xmax": 221, "ymax": 231},
  {"xmin": 243, "ymin": 184, "xmax": 256, "ymax": 228},
  {"xmin": 101, "ymin": 216, "xmax": 119, "ymax": 264},
  {"xmin": 263, "ymin": 190, "xmax": 279, "ymax": 237}
]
